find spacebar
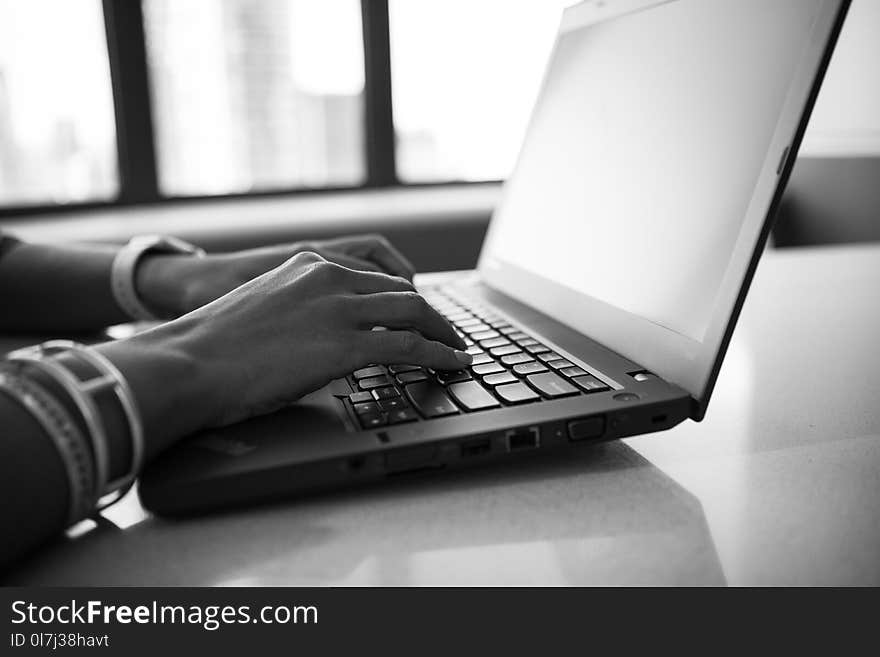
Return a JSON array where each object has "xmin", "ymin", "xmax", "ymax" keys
[{"xmin": 405, "ymin": 381, "xmax": 459, "ymax": 417}]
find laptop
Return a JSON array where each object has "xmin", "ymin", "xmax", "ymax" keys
[{"xmin": 140, "ymin": 0, "xmax": 850, "ymax": 515}]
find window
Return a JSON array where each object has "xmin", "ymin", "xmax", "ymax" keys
[
  {"xmin": 388, "ymin": 0, "xmax": 572, "ymax": 182},
  {"xmin": 0, "ymin": 0, "xmax": 118, "ymax": 206},
  {"xmin": 3, "ymin": 0, "xmax": 868, "ymax": 214},
  {"xmin": 143, "ymin": 0, "xmax": 366, "ymax": 196}
]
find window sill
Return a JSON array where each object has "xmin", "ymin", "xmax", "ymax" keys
[{"xmin": 0, "ymin": 183, "xmax": 501, "ymax": 271}]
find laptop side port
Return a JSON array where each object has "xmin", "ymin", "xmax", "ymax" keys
[
  {"xmin": 505, "ymin": 427, "xmax": 541, "ymax": 452},
  {"xmin": 460, "ymin": 437, "xmax": 492, "ymax": 458}
]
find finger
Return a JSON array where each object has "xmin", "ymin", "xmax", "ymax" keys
[
  {"xmin": 356, "ymin": 236, "xmax": 417, "ymax": 281},
  {"xmin": 353, "ymin": 292, "xmax": 466, "ymax": 349},
  {"xmin": 314, "ymin": 249, "xmax": 383, "ymax": 275},
  {"xmin": 337, "ymin": 266, "xmax": 416, "ymax": 295},
  {"xmin": 364, "ymin": 330, "xmax": 472, "ymax": 370}
]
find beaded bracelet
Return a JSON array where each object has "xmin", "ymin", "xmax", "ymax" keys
[{"xmin": 0, "ymin": 366, "xmax": 96, "ymax": 524}]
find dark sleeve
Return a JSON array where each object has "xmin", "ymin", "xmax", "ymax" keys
[{"xmin": 0, "ymin": 390, "xmax": 70, "ymax": 569}]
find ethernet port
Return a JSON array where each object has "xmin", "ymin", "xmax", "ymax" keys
[{"xmin": 505, "ymin": 427, "xmax": 541, "ymax": 452}]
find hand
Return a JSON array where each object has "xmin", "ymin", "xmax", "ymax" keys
[
  {"xmin": 102, "ymin": 251, "xmax": 470, "ymax": 452},
  {"xmin": 135, "ymin": 234, "xmax": 416, "ymax": 318}
]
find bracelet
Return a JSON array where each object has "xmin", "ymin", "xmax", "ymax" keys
[
  {"xmin": 111, "ymin": 234, "xmax": 206, "ymax": 321},
  {"xmin": 48, "ymin": 342, "xmax": 145, "ymax": 497},
  {"xmin": 6, "ymin": 341, "xmax": 145, "ymax": 511},
  {"xmin": 0, "ymin": 366, "xmax": 96, "ymax": 524}
]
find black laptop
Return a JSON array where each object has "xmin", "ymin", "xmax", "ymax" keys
[{"xmin": 140, "ymin": 0, "xmax": 850, "ymax": 514}]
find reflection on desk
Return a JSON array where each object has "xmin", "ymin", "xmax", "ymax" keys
[
  {"xmin": 2, "ymin": 244, "xmax": 879, "ymax": 585},
  {"xmin": 5, "ymin": 443, "xmax": 723, "ymax": 586}
]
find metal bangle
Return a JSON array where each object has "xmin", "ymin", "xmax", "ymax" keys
[
  {"xmin": 111, "ymin": 234, "xmax": 206, "ymax": 321},
  {"xmin": 7, "ymin": 341, "xmax": 146, "ymax": 511},
  {"xmin": 44, "ymin": 341, "xmax": 145, "ymax": 496},
  {"xmin": 5, "ymin": 353, "xmax": 110, "ymax": 507},
  {"xmin": 0, "ymin": 366, "xmax": 96, "ymax": 524}
]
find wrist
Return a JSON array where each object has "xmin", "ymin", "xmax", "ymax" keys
[
  {"xmin": 134, "ymin": 253, "xmax": 200, "ymax": 319},
  {"xmin": 96, "ymin": 317, "xmax": 221, "ymax": 460}
]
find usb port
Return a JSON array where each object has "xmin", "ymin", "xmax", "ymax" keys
[
  {"xmin": 505, "ymin": 427, "xmax": 540, "ymax": 452},
  {"xmin": 461, "ymin": 438, "xmax": 492, "ymax": 458}
]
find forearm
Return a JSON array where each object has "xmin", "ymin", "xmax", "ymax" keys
[{"xmin": 0, "ymin": 242, "xmax": 128, "ymax": 332}]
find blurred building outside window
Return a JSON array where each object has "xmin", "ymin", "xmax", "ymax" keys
[
  {"xmin": 0, "ymin": 0, "xmax": 118, "ymax": 206},
  {"xmin": 142, "ymin": 0, "xmax": 366, "ymax": 197}
]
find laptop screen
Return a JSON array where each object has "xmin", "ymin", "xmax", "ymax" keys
[{"xmin": 479, "ymin": 0, "xmax": 839, "ymax": 407}]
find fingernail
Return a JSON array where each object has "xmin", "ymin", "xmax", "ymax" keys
[{"xmin": 455, "ymin": 350, "xmax": 473, "ymax": 365}]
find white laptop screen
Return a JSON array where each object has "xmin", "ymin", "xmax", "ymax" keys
[{"xmin": 479, "ymin": 0, "xmax": 838, "ymax": 404}]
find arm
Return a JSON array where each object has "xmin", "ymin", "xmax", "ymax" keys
[
  {"xmin": 0, "ymin": 241, "xmax": 130, "ymax": 332},
  {"xmin": 0, "ymin": 252, "xmax": 470, "ymax": 567},
  {"xmin": 0, "ymin": 234, "xmax": 416, "ymax": 333}
]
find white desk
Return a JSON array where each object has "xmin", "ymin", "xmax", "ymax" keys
[{"xmin": 4, "ymin": 245, "xmax": 880, "ymax": 586}]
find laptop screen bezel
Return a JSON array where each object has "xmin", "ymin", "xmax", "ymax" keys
[{"xmin": 477, "ymin": 0, "xmax": 850, "ymax": 420}]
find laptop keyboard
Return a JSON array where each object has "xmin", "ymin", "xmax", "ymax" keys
[{"xmin": 345, "ymin": 288, "xmax": 611, "ymax": 430}]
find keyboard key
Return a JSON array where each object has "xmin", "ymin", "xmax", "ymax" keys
[
  {"xmin": 527, "ymin": 372, "xmax": 578, "ymax": 398},
  {"xmin": 437, "ymin": 369, "xmax": 472, "ymax": 385},
  {"xmin": 508, "ymin": 332, "xmax": 529, "ymax": 341},
  {"xmin": 549, "ymin": 359, "xmax": 575, "ymax": 370},
  {"xmin": 524, "ymin": 344, "xmax": 551, "ymax": 355},
  {"xmin": 500, "ymin": 352, "xmax": 533, "ymax": 366},
  {"xmin": 495, "ymin": 382, "xmax": 540, "ymax": 404},
  {"xmin": 454, "ymin": 317, "xmax": 482, "ymax": 327},
  {"xmin": 513, "ymin": 362, "xmax": 547, "ymax": 375},
  {"xmin": 560, "ymin": 366, "xmax": 588, "ymax": 378},
  {"xmin": 389, "ymin": 364, "xmax": 421, "ymax": 374},
  {"xmin": 359, "ymin": 375, "xmax": 393, "ymax": 390},
  {"xmin": 388, "ymin": 408, "xmax": 419, "ymax": 424},
  {"xmin": 359, "ymin": 413, "xmax": 387, "ymax": 429},
  {"xmin": 396, "ymin": 370, "xmax": 428, "ymax": 385},
  {"xmin": 472, "ymin": 330, "xmax": 501, "ymax": 341},
  {"xmin": 353, "ymin": 401, "xmax": 380, "ymax": 415},
  {"xmin": 462, "ymin": 324, "xmax": 491, "ymax": 334},
  {"xmin": 447, "ymin": 381, "xmax": 501, "ymax": 411},
  {"xmin": 489, "ymin": 345, "xmax": 521, "ymax": 357},
  {"xmin": 405, "ymin": 381, "xmax": 459, "ymax": 418},
  {"xmin": 499, "ymin": 327, "xmax": 519, "ymax": 335},
  {"xmin": 483, "ymin": 371, "xmax": 518, "ymax": 386},
  {"xmin": 537, "ymin": 352, "xmax": 563, "ymax": 363},
  {"xmin": 489, "ymin": 320, "xmax": 510, "ymax": 329},
  {"xmin": 480, "ymin": 337, "xmax": 510, "ymax": 349},
  {"xmin": 353, "ymin": 366, "xmax": 385, "ymax": 380},
  {"xmin": 465, "ymin": 345, "xmax": 484, "ymax": 356},
  {"xmin": 471, "ymin": 353, "xmax": 495, "ymax": 365},
  {"xmin": 378, "ymin": 398, "xmax": 408, "ymax": 411},
  {"xmin": 515, "ymin": 338, "xmax": 539, "ymax": 347},
  {"xmin": 472, "ymin": 362, "xmax": 506, "ymax": 376},
  {"xmin": 445, "ymin": 312, "xmax": 473, "ymax": 323},
  {"xmin": 572, "ymin": 375, "xmax": 610, "ymax": 393},
  {"xmin": 349, "ymin": 391, "xmax": 373, "ymax": 404},
  {"xmin": 373, "ymin": 386, "xmax": 401, "ymax": 400}
]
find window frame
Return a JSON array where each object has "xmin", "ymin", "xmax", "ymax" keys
[{"xmin": 0, "ymin": 0, "xmax": 487, "ymax": 219}]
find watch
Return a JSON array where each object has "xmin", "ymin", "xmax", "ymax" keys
[{"xmin": 111, "ymin": 234, "xmax": 206, "ymax": 321}]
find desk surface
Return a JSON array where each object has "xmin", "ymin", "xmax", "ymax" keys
[{"xmin": 4, "ymin": 245, "xmax": 880, "ymax": 586}]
